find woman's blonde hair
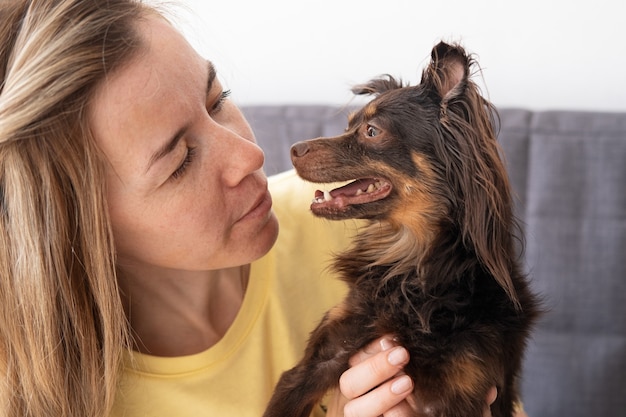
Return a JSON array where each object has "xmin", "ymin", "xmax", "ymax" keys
[{"xmin": 0, "ymin": 1, "xmax": 149, "ymax": 416}]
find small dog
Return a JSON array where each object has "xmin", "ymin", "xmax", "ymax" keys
[{"xmin": 263, "ymin": 42, "xmax": 540, "ymax": 417}]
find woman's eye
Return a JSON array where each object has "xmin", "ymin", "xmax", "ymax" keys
[
  {"xmin": 209, "ymin": 89, "xmax": 231, "ymax": 115},
  {"xmin": 171, "ymin": 146, "xmax": 196, "ymax": 180},
  {"xmin": 366, "ymin": 125, "xmax": 380, "ymax": 137}
]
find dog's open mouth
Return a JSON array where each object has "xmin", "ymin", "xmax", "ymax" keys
[{"xmin": 311, "ymin": 178, "xmax": 392, "ymax": 211}]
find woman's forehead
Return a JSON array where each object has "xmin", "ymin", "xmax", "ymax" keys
[{"xmin": 88, "ymin": 15, "xmax": 211, "ymax": 172}]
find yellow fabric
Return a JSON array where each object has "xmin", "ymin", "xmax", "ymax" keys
[{"xmin": 111, "ymin": 170, "xmax": 354, "ymax": 417}]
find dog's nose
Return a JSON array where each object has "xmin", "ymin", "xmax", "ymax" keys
[{"xmin": 291, "ymin": 141, "xmax": 310, "ymax": 158}]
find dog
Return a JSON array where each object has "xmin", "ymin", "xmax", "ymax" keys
[{"xmin": 263, "ymin": 42, "xmax": 540, "ymax": 417}]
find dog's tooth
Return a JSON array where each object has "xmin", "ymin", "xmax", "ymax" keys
[
  {"xmin": 375, "ymin": 181, "xmax": 382, "ymax": 189},
  {"xmin": 324, "ymin": 190, "xmax": 332, "ymax": 201},
  {"xmin": 356, "ymin": 189, "xmax": 364, "ymax": 196},
  {"xmin": 367, "ymin": 183, "xmax": 375, "ymax": 193}
]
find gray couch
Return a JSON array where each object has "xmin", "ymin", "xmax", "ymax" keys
[{"xmin": 241, "ymin": 105, "xmax": 626, "ymax": 417}]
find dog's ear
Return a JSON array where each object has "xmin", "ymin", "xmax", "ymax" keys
[
  {"xmin": 420, "ymin": 41, "xmax": 469, "ymax": 103},
  {"xmin": 425, "ymin": 43, "xmax": 522, "ymax": 309},
  {"xmin": 351, "ymin": 74, "xmax": 404, "ymax": 97}
]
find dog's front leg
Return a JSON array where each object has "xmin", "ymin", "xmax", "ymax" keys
[
  {"xmin": 263, "ymin": 307, "xmax": 370, "ymax": 417},
  {"xmin": 262, "ymin": 357, "xmax": 345, "ymax": 417}
]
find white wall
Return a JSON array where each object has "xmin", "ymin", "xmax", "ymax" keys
[{"xmin": 172, "ymin": 0, "xmax": 625, "ymax": 111}]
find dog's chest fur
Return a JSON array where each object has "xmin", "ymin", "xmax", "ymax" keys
[{"xmin": 338, "ymin": 250, "xmax": 518, "ymax": 349}]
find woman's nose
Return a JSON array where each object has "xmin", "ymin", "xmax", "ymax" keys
[{"xmin": 222, "ymin": 134, "xmax": 265, "ymax": 186}]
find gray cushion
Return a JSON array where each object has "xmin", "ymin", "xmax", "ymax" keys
[{"xmin": 517, "ymin": 111, "xmax": 626, "ymax": 417}]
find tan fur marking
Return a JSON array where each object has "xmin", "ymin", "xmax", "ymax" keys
[
  {"xmin": 447, "ymin": 353, "xmax": 490, "ymax": 398},
  {"xmin": 411, "ymin": 153, "xmax": 435, "ymax": 181},
  {"xmin": 325, "ymin": 300, "xmax": 349, "ymax": 322},
  {"xmin": 412, "ymin": 354, "xmax": 489, "ymax": 416},
  {"xmin": 363, "ymin": 103, "xmax": 377, "ymax": 119},
  {"xmin": 338, "ymin": 155, "xmax": 440, "ymax": 277},
  {"xmin": 388, "ymin": 153, "xmax": 440, "ymax": 245}
]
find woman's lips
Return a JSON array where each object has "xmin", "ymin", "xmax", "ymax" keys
[{"xmin": 238, "ymin": 189, "xmax": 273, "ymax": 223}]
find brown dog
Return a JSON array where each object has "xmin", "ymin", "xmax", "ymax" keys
[{"xmin": 263, "ymin": 42, "xmax": 540, "ymax": 417}]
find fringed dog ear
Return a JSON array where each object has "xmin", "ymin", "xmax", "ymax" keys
[
  {"xmin": 351, "ymin": 74, "xmax": 404, "ymax": 97},
  {"xmin": 425, "ymin": 42, "xmax": 522, "ymax": 309},
  {"xmin": 420, "ymin": 41, "xmax": 469, "ymax": 107}
]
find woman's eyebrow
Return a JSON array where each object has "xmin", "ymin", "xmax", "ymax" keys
[
  {"xmin": 206, "ymin": 60, "xmax": 216, "ymax": 96},
  {"xmin": 145, "ymin": 61, "xmax": 217, "ymax": 174},
  {"xmin": 146, "ymin": 127, "xmax": 187, "ymax": 174}
]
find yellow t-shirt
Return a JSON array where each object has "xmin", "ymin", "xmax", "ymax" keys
[{"xmin": 110, "ymin": 170, "xmax": 355, "ymax": 417}]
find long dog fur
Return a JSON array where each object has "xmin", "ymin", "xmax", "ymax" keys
[{"xmin": 263, "ymin": 41, "xmax": 540, "ymax": 417}]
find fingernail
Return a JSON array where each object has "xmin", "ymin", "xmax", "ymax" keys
[
  {"xmin": 387, "ymin": 347, "xmax": 409, "ymax": 366},
  {"xmin": 380, "ymin": 337, "xmax": 395, "ymax": 351},
  {"xmin": 391, "ymin": 375, "xmax": 412, "ymax": 395}
]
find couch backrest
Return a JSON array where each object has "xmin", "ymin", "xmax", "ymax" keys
[
  {"xmin": 242, "ymin": 105, "xmax": 626, "ymax": 417},
  {"xmin": 498, "ymin": 109, "xmax": 626, "ymax": 417}
]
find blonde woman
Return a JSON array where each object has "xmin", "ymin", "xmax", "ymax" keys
[{"xmin": 0, "ymin": 1, "xmax": 528, "ymax": 417}]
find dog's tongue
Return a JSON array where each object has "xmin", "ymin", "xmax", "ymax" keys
[
  {"xmin": 331, "ymin": 179, "xmax": 376, "ymax": 197},
  {"xmin": 312, "ymin": 178, "xmax": 391, "ymax": 208}
]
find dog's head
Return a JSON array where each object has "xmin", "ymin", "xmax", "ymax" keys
[{"xmin": 292, "ymin": 41, "xmax": 520, "ymax": 306}]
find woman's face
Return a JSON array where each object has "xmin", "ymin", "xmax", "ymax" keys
[{"xmin": 89, "ymin": 15, "xmax": 278, "ymax": 273}]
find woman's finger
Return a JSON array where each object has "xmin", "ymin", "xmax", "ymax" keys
[
  {"xmin": 483, "ymin": 387, "xmax": 497, "ymax": 417},
  {"xmin": 340, "ymin": 345, "xmax": 409, "ymax": 399},
  {"xmin": 342, "ymin": 375, "xmax": 414, "ymax": 417},
  {"xmin": 349, "ymin": 336, "xmax": 399, "ymax": 367}
]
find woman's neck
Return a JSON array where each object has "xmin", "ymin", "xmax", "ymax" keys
[{"xmin": 117, "ymin": 264, "xmax": 250, "ymax": 357}]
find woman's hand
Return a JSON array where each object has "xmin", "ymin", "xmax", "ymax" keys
[
  {"xmin": 325, "ymin": 336, "xmax": 528, "ymax": 417},
  {"xmin": 325, "ymin": 336, "xmax": 414, "ymax": 417}
]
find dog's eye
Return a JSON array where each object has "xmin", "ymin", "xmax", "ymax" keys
[{"xmin": 366, "ymin": 125, "xmax": 380, "ymax": 137}]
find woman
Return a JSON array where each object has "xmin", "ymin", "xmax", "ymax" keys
[{"xmin": 0, "ymin": 1, "xmax": 525, "ymax": 416}]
